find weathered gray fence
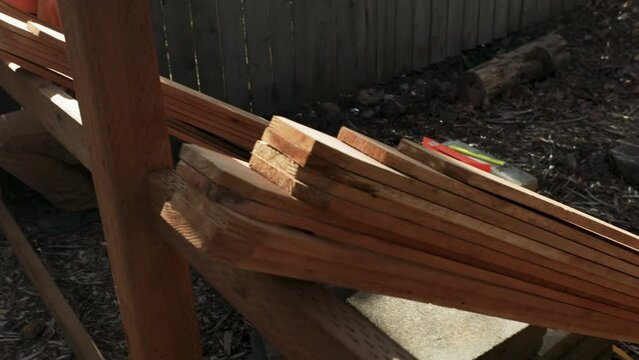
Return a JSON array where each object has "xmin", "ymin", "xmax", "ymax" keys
[{"xmin": 150, "ymin": 0, "xmax": 587, "ymax": 117}]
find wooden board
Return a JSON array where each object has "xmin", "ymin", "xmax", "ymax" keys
[
  {"xmin": 338, "ymin": 128, "xmax": 639, "ymax": 266},
  {"xmin": 253, "ymin": 135, "xmax": 639, "ymax": 300},
  {"xmin": 147, "ymin": 170, "xmax": 417, "ymax": 360},
  {"xmin": 0, "ymin": 4, "xmax": 268, "ymax": 151},
  {"xmin": 161, "ymin": 173, "xmax": 639, "ymax": 343},
  {"xmin": 176, "ymin": 148, "xmax": 639, "ymax": 323},
  {"xmin": 58, "ymin": 1, "xmax": 202, "ymax": 358},
  {"xmin": 397, "ymin": 139, "xmax": 639, "ymax": 252}
]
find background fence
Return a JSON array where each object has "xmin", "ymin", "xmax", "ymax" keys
[{"xmin": 150, "ymin": 0, "xmax": 588, "ymax": 117}]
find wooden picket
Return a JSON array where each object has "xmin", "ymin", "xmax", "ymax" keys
[{"xmin": 156, "ymin": 0, "xmax": 585, "ymax": 117}]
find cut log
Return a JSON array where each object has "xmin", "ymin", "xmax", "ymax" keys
[{"xmin": 459, "ymin": 33, "xmax": 570, "ymax": 106}]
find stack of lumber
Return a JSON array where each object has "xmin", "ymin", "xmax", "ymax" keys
[
  {"xmin": 167, "ymin": 116, "xmax": 639, "ymax": 343},
  {"xmin": 0, "ymin": 3, "xmax": 266, "ymax": 156}
]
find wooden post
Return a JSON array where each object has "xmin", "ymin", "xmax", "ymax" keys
[{"xmin": 57, "ymin": 1, "xmax": 202, "ymax": 358}]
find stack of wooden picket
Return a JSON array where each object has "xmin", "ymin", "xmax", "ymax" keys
[{"xmin": 170, "ymin": 116, "xmax": 639, "ymax": 343}]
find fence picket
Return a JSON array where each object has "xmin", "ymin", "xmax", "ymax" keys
[
  {"xmin": 395, "ymin": 0, "xmax": 415, "ymax": 74},
  {"xmin": 508, "ymin": 0, "xmax": 523, "ymax": 32},
  {"xmin": 478, "ymin": 0, "xmax": 496, "ymax": 44},
  {"xmin": 462, "ymin": 0, "xmax": 480, "ymax": 50},
  {"xmin": 269, "ymin": 0, "xmax": 296, "ymax": 113},
  {"xmin": 191, "ymin": 0, "xmax": 225, "ymax": 100},
  {"xmin": 521, "ymin": 0, "xmax": 537, "ymax": 28},
  {"xmin": 149, "ymin": 0, "xmax": 169, "ymax": 77},
  {"xmin": 218, "ymin": 0, "xmax": 250, "ymax": 109},
  {"xmin": 446, "ymin": 0, "xmax": 464, "ymax": 57},
  {"xmin": 493, "ymin": 0, "xmax": 509, "ymax": 39},
  {"xmin": 430, "ymin": 0, "xmax": 448, "ymax": 63},
  {"xmin": 412, "ymin": 0, "xmax": 432, "ymax": 69},
  {"xmin": 164, "ymin": 0, "xmax": 198, "ymax": 89},
  {"xmin": 245, "ymin": 0, "xmax": 275, "ymax": 115}
]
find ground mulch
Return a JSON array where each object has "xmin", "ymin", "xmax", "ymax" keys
[{"xmin": 1, "ymin": 0, "xmax": 638, "ymax": 358}]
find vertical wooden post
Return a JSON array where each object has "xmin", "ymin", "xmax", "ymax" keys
[{"xmin": 57, "ymin": 1, "xmax": 202, "ymax": 358}]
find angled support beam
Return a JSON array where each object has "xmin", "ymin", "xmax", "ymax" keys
[{"xmin": 57, "ymin": 1, "xmax": 202, "ymax": 358}]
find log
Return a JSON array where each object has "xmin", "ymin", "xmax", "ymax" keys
[{"xmin": 459, "ymin": 33, "xmax": 570, "ymax": 106}]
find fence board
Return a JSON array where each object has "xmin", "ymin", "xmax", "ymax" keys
[
  {"xmin": 508, "ymin": 0, "xmax": 522, "ymax": 32},
  {"xmin": 354, "ymin": 0, "xmax": 368, "ymax": 87},
  {"xmin": 462, "ymin": 0, "xmax": 479, "ymax": 50},
  {"xmin": 269, "ymin": 0, "xmax": 295, "ymax": 113},
  {"xmin": 164, "ymin": 0, "xmax": 198, "ymax": 89},
  {"xmin": 430, "ymin": 0, "xmax": 447, "ymax": 63},
  {"xmin": 377, "ymin": 0, "xmax": 397, "ymax": 81},
  {"xmin": 493, "ymin": 0, "xmax": 509, "ymax": 39},
  {"xmin": 315, "ymin": 0, "xmax": 337, "ymax": 97},
  {"xmin": 478, "ymin": 0, "xmax": 496, "ymax": 44},
  {"xmin": 191, "ymin": 0, "xmax": 225, "ymax": 100},
  {"xmin": 149, "ymin": 0, "xmax": 169, "ymax": 77},
  {"xmin": 245, "ymin": 0, "xmax": 275, "ymax": 115},
  {"xmin": 446, "ymin": 0, "xmax": 464, "ymax": 57},
  {"xmin": 538, "ymin": 0, "xmax": 551, "ymax": 22},
  {"xmin": 412, "ymin": 0, "xmax": 431, "ymax": 69},
  {"xmin": 218, "ymin": 0, "xmax": 250, "ymax": 109},
  {"xmin": 153, "ymin": 0, "xmax": 578, "ymax": 115},
  {"xmin": 337, "ymin": 0, "xmax": 358, "ymax": 93},
  {"xmin": 550, "ymin": 0, "xmax": 563, "ymax": 16},
  {"xmin": 395, "ymin": 0, "xmax": 414, "ymax": 74},
  {"xmin": 365, "ymin": 0, "xmax": 378, "ymax": 83},
  {"xmin": 521, "ymin": 0, "xmax": 537, "ymax": 28}
]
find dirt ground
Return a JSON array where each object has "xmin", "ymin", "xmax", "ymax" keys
[{"xmin": 1, "ymin": 0, "xmax": 639, "ymax": 358}]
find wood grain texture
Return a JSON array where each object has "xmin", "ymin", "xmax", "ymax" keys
[
  {"xmin": 147, "ymin": 170, "xmax": 418, "ymax": 360},
  {"xmin": 177, "ymin": 153, "xmax": 639, "ymax": 324},
  {"xmin": 257, "ymin": 131, "xmax": 639, "ymax": 305},
  {"xmin": 58, "ymin": 1, "xmax": 201, "ymax": 358},
  {"xmin": 159, "ymin": 170, "xmax": 639, "ymax": 343}
]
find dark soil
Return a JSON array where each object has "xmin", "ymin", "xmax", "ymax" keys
[
  {"xmin": 296, "ymin": 0, "xmax": 639, "ymax": 235},
  {"xmin": 1, "ymin": 0, "xmax": 638, "ymax": 358}
]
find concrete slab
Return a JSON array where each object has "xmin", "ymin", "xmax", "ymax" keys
[{"xmin": 348, "ymin": 293, "xmax": 545, "ymax": 360}]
